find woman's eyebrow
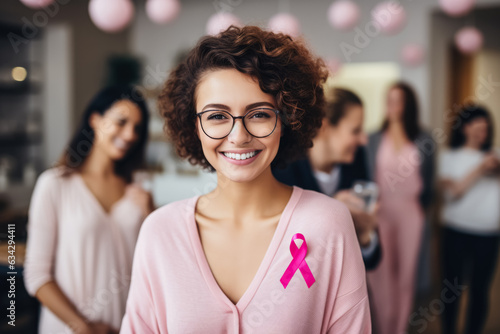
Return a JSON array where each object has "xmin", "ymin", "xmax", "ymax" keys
[
  {"xmin": 202, "ymin": 103, "xmax": 230, "ymax": 111},
  {"xmin": 106, "ymin": 112, "xmax": 127, "ymax": 120},
  {"xmin": 201, "ymin": 101, "xmax": 275, "ymax": 112},
  {"xmin": 245, "ymin": 102, "xmax": 275, "ymax": 111}
]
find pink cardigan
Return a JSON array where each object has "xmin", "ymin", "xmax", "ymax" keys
[
  {"xmin": 120, "ymin": 186, "xmax": 371, "ymax": 333},
  {"xmin": 23, "ymin": 168, "xmax": 145, "ymax": 333}
]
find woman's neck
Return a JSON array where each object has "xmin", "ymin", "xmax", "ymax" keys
[
  {"xmin": 308, "ymin": 137, "xmax": 336, "ymax": 174},
  {"xmin": 386, "ymin": 120, "xmax": 408, "ymax": 140},
  {"xmin": 80, "ymin": 147, "xmax": 115, "ymax": 178},
  {"xmin": 387, "ymin": 119, "xmax": 403, "ymax": 132},
  {"xmin": 202, "ymin": 167, "xmax": 292, "ymax": 224},
  {"xmin": 463, "ymin": 141, "xmax": 482, "ymax": 151}
]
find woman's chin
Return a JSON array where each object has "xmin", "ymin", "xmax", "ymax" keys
[
  {"xmin": 220, "ymin": 171, "xmax": 258, "ymax": 184},
  {"xmin": 217, "ymin": 167, "xmax": 266, "ymax": 184},
  {"xmin": 339, "ymin": 153, "xmax": 355, "ymax": 164},
  {"xmin": 108, "ymin": 149, "xmax": 128, "ymax": 161}
]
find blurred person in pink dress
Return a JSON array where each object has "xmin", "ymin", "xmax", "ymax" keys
[
  {"xmin": 366, "ymin": 82, "xmax": 435, "ymax": 334},
  {"xmin": 23, "ymin": 86, "xmax": 155, "ymax": 334},
  {"xmin": 120, "ymin": 26, "xmax": 371, "ymax": 333}
]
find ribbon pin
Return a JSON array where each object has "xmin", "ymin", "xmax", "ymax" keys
[{"xmin": 280, "ymin": 233, "xmax": 316, "ymax": 289}]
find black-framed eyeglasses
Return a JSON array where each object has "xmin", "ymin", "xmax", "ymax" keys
[{"xmin": 196, "ymin": 108, "xmax": 280, "ymax": 140}]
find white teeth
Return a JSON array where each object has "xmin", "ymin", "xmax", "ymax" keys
[
  {"xmin": 114, "ymin": 139, "xmax": 128, "ymax": 150},
  {"xmin": 223, "ymin": 151, "xmax": 258, "ymax": 160}
]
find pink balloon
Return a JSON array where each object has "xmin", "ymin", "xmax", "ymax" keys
[
  {"xmin": 401, "ymin": 43, "xmax": 425, "ymax": 67},
  {"xmin": 206, "ymin": 12, "xmax": 242, "ymax": 36},
  {"xmin": 326, "ymin": 58, "xmax": 342, "ymax": 76},
  {"xmin": 268, "ymin": 13, "xmax": 301, "ymax": 38},
  {"xmin": 88, "ymin": 0, "xmax": 134, "ymax": 33},
  {"xmin": 328, "ymin": 1, "xmax": 360, "ymax": 31},
  {"xmin": 439, "ymin": 0, "xmax": 476, "ymax": 17},
  {"xmin": 455, "ymin": 26, "xmax": 483, "ymax": 54},
  {"xmin": 146, "ymin": 0, "xmax": 180, "ymax": 24},
  {"xmin": 371, "ymin": 1, "xmax": 406, "ymax": 35},
  {"xmin": 20, "ymin": 0, "xmax": 54, "ymax": 8}
]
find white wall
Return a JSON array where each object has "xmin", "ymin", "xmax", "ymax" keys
[
  {"xmin": 326, "ymin": 62, "xmax": 401, "ymax": 132},
  {"xmin": 43, "ymin": 24, "xmax": 72, "ymax": 167}
]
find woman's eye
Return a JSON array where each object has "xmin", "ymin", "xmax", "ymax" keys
[
  {"xmin": 248, "ymin": 110, "xmax": 272, "ymax": 119},
  {"xmin": 207, "ymin": 113, "xmax": 228, "ymax": 120},
  {"xmin": 117, "ymin": 119, "xmax": 127, "ymax": 126}
]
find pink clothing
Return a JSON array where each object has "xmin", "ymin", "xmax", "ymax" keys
[
  {"xmin": 367, "ymin": 135, "xmax": 424, "ymax": 334},
  {"xmin": 120, "ymin": 186, "xmax": 371, "ymax": 333},
  {"xmin": 23, "ymin": 168, "xmax": 145, "ymax": 334}
]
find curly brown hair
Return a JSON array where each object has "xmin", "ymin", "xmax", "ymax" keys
[{"xmin": 159, "ymin": 25, "xmax": 328, "ymax": 171}]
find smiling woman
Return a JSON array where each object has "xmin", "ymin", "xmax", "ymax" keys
[
  {"xmin": 160, "ymin": 25, "xmax": 326, "ymax": 172},
  {"xmin": 57, "ymin": 86, "xmax": 150, "ymax": 182},
  {"xmin": 120, "ymin": 26, "xmax": 371, "ymax": 334},
  {"xmin": 194, "ymin": 68, "xmax": 283, "ymax": 183},
  {"xmin": 23, "ymin": 85, "xmax": 156, "ymax": 334}
]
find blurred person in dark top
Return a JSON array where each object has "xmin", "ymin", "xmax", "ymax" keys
[{"xmin": 273, "ymin": 87, "xmax": 381, "ymax": 270}]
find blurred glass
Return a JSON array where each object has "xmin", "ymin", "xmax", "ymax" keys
[
  {"xmin": 351, "ymin": 180, "xmax": 379, "ymax": 213},
  {"xmin": 132, "ymin": 170, "xmax": 153, "ymax": 192}
]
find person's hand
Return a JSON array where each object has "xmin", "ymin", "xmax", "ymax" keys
[
  {"xmin": 351, "ymin": 203, "xmax": 379, "ymax": 247},
  {"xmin": 88, "ymin": 321, "xmax": 119, "ymax": 334},
  {"xmin": 74, "ymin": 321, "xmax": 119, "ymax": 334},
  {"xmin": 127, "ymin": 184, "xmax": 155, "ymax": 217},
  {"xmin": 334, "ymin": 190, "xmax": 365, "ymax": 211},
  {"xmin": 480, "ymin": 153, "xmax": 500, "ymax": 175},
  {"xmin": 334, "ymin": 190, "xmax": 378, "ymax": 247}
]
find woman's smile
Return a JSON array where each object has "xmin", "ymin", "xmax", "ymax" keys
[{"xmin": 219, "ymin": 149, "xmax": 263, "ymax": 165}]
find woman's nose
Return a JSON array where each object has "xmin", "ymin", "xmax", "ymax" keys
[
  {"xmin": 122, "ymin": 124, "xmax": 138, "ymax": 142},
  {"xmin": 227, "ymin": 119, "xmax": 252, "ymax": 144}
]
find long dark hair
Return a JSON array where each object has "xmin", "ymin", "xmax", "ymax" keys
[
  {"xmin": 325, "ymin": 88, "xmax": 363, "ymax": 126},
  {"xmin": 57, "ymin": 85, "xmax": 150, "ymax": 182},
  {"xmin": 382, "ymin": 82, "xmax": 421, "ymax": 141},
  {"xmin": 449, "ymin": 105, "xmax": 493, "ymax": 151}
]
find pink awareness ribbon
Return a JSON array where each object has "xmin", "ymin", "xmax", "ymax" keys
[{"xmin": 280, "ymin": 233, "xmax": 316, "ymax": 289}]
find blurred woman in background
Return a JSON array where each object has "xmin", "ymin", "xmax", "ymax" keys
[
  {"xmin": 23, "ymin": 86, "xmax": 154, "ymax": 334},
  {"xmin": 439, "ymin": 105, "xmax": 500, "ymax": 334},
  {"xmin": 366, "ymin": 82, "xmax": 435, "ymax": 334},
  {"xmin": 273, "ymin": 87, "xmax": 381, "ymax": 270}
]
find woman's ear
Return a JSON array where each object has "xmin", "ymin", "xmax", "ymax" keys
[
  {"xmin": 317, "ymin": 118, "xmax": 330, "ymax": 136},
  {"xmin": 462, "ymin": 123, "xmax": 470, "ymax": 136},
  {"xmin": 89, "ymin": 112, "xmax": 101, "ymax": 130}
]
